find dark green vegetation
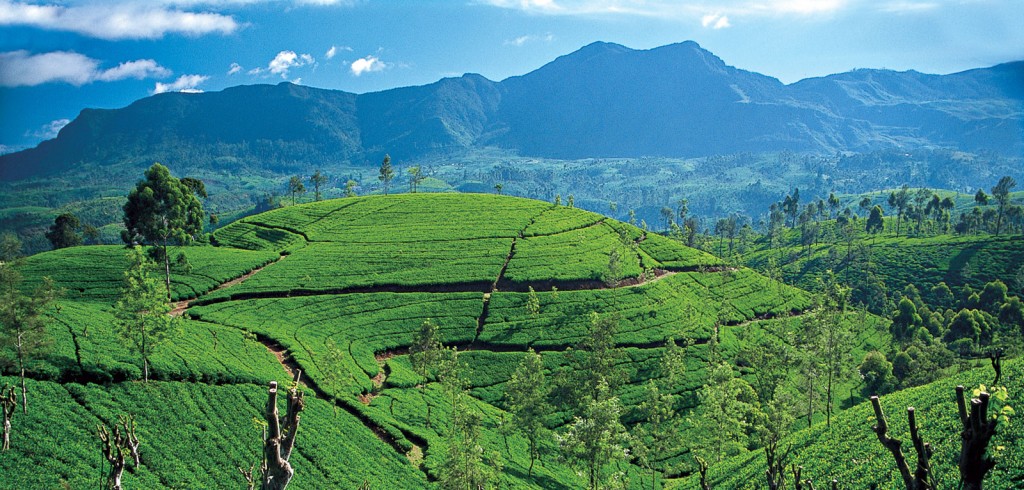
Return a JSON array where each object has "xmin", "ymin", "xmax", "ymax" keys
[
  {"xmin": 0, "ymin": 193, "xmax": 913, "ymax": 488},
  {"xmin": 2, "ymin": 41, "xmax": 1022, "ymax": 255}
]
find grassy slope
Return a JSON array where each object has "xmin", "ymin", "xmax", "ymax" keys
[
  {"xmin": 671, "ymin": 358, "xmax": 1024, "ymax": 489},
  {"xmin": 5, "ymin": 194, "xmax": 896, "ymax": 488},
  {"xmin": 744, "ymin": 219, "xmax": 1024, "ymax": 297}
]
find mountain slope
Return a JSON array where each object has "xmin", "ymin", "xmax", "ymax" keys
[{"xmin": 2, "ymin": 41, "xmax": 1022, "ymax": 180}]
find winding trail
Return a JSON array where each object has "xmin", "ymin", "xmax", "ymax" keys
[{"xmin": 169, "ymin": 255, "xmax": 284, "ymax": 316}]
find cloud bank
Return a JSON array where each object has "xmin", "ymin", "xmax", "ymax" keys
[
  {"xmin": 0, "ymin": 50, "xmax": 170, "ymax": 87},
  {"xmin": 0, "ymin": 0, "xmax": 238, "ymax": 39}
]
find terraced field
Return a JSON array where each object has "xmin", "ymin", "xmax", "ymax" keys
[{"xmin": 4, "ymin": 194, "xmax": 898, "ymax": 488}]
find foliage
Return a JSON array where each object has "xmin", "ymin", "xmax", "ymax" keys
[
  {"xmin": 112, "ymin": 247, "xmax": 179, "ymax": 382},
  {"xmin": 45, "ymin": 213, "xmax": 82, "ymax": 250}
]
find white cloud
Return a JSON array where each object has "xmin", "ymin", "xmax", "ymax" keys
[
  {"xmin": 228, "ymin": 62, "xmax": 242, "ymax": 75},
  {"xmin": 701, "ymin": 13, "xmax": 731, "ymax": 29},
  {"xmin": 28, "ymin": 118, "xmax": 70, "ymax": 139},
  {"xmin": 504, "ymin": 33, "xmax": 556, "ymax": 46},
  {"xmin": 350, "ymin": 55, "xmax": 387, "ymax": 76},
  {"xmin": 94, "ymin": 59, "xmax": 171, "ymax": 81},
  {"xmin": 153, "ymin": 74, "xmax": 209, "ymax": 94},
  {"xmin": 0, "ymin": 50, "xmax": 170, "ymax": 87},
  {"xmin": 480, "ymin": 0, "xmax": 851, "ymax": 20},
  {"xmin": 325, "ymin": 45, "xmax": 352, "ymax": 59},
  {"xmin": 253, "ymin": 50, "xmax": 315, "ymax": 78},
  {"xmin": 0, "ymin": 0, "xmax": 238, "ymax": 40}
]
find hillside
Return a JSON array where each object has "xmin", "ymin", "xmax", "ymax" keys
[
  {"xmin": 0, "ymin": 193, "xmax": 902, "ymax": 488},
  {"xmin": 2, "ymin": 42, "xmax": 1021, "ymax": 182},
  {"xmin": 672, "ymin": 358, "xmax": 1024, "ymax": 488}
]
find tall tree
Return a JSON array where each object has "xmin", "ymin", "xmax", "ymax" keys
[
  {"xmin": 867, "ymin": 205, "xmax": 885, "ymax": 236},
  {"xmin": 888, "ymin": 185, "xmax": 911, "ymax": 237},
  {"xmin": 378, "ymin": 154, "xmax": 395, "ymax": 195},
  {"xmin": 408, "ymin": 166, "xmax": 424, "ymax": 193},
  {"xmin": 991, "ymin": 176, "xmax": 1017, "ymax": 236},
  {"xmin": 309, "ymin": 170, "xmax": 328, "ymax": 201},
  {"xmin": 558, "ymin": 378, "xmax": 631, "ymax": 490},
  {"xmin": 113, "ymin": 247, "xmax": 179, "ymax": 382},
  {"xmin": 287, "ymin": 176, "xmax": 305, "ymax": 205},
  {"xmin": 504, "ymin": 348, "xmax": 549, "ymax": 478},
  {"xmin": 45, "ymin": 212, "xmax": 82, "ymax": 250},
  {"xmin": 0, "ymin": 262, "xmax": 55, "ymax": 414},
  {"xmin": 121, "ymin": 163, "xmax": 205, "ymax": 302}
]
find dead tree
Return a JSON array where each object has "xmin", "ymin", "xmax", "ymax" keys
[
  {"xmin": 239, "ymin": 463, "xmax": 257, "ymax": 490},
  {"xmin": 695, "ymin": 455, "xmax": 710, "ymax": 490},
  {"xmin": 262, "ymin": 372, "xmax": 304, "ymax": 490},
  {"xmin": 956, "ymin": 385, "xmax": 999, "ymax": 490},
  {"xmin": 98, "ymin": 415, "xmax": 140, "ymax": 490},
  {"xmin": 764, "ymin": 439, "xmax": 789, "ymax": 490},
  {"xmin": 870, "ymin": 395, "xmax": 933, "ymax": 490},
  {"xmin": 2, "ymin": 384, "xmax": 15, "ymax": 452}
]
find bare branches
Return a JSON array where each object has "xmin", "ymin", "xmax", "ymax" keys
[
  {"xmin": 262, "ymin": 372, "xmax": 304, "ymax": 490},
  {"xmin": 956, "ymin": 386, "xmax": 999, "ymax": 490}
]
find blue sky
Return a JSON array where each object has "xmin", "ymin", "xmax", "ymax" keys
[{"xmin": 1, "ymin": 0, "xmax": 1022, "ymax": 151}]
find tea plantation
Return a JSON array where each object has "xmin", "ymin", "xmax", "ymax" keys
[{"xmin": 4, "ymin": 193, "xmax": 1010, "ymax": 489}]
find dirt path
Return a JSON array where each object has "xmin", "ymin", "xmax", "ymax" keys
[{"xmin": 170, "ymin": 256, "xmax": 282, "ymax": 316}]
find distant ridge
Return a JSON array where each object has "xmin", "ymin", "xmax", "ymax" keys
[{"xmin": 2, "ymin": 41, "xmax": 1022, "ymax": 180}]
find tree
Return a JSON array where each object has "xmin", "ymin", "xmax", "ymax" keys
[
  {"xmin": 261, "ymin": 375, "xmax": 304, "ymax": 490},
  {"xmin": 378, "ymin": 154, "xmax": 395, "ymax": 195},
  {"xmin": 690, "ymin": 362, "xmax": 759, "ymax": 463},
  {"xmin": 991, "ymin": 176, "xmax": 1017, "ymax": 236},
  {"xmin": 113, "ymin": 247, "xmax": 179, "ymax": 382},
  {"xmin": 602, "ymin": 248, "xmax": 623, "ymax": 287},
  {"xmin": 98, "ymin": 414, "xmax": 141, "ymax": 490},
  {"xmin": 859, "ymin": 197, "xmax": 872, "ymax": 217},
  {"xmin": 558, "ymin": 378, "xmax": 630, "ymax": 490},
  {"xmin": 344, "ymin": 180, "xmax": 358, "ymax": 198},
  {"xmin": 859, "ymin": 350, "xmax": 895, "ymax": 396},
  {"xmin": 410, "ymin": 318, "xmax": 442, "ymax": 427},
  {"xmin": 815, "ymin": 272, "xmax": 853, "ymax": 427},
  {"xmin": 504, "ymin": 349, "xmax": 549, "ymax": 478},
  {"xmin": 1, "ymin": 384, "xmax": 14, "ymax": 451},
  {"xmin": 867, "ymin": 205, "xmax": 885, "ymax": 236},
  {"xmin": 494, "ymin": 183, "xmax": 503, "ymax": 195},
  {"xmin": 633, "ymin": 380, "xmax": 678, "ymax": 489},
  {"xmin": 827, "ymin": 192, "xmax": 841, "ymax": 219},
  {"xmin": 121, "ymin": 163, "xmax": 205, "ymax": 302},
  {"xmin": 974, "ymin": 189, "xmax": 989, "ymax": 206},
  {"xmin": 870, "ymin": 385, "xmax": 1007, "ymax": 490},
  {"xmin": 287, "ymin": 176, "xmax": 305, "ymax": 205},
  {"xmin": 525, "ymin": 286, "xmax": 540, "ymax": 316},
  {"xmin": 408, "ymin": 166, "xmax": 424, "ymax": 193},
  {"xmin": 888, "ymin": 185, "xmax": 911, "ymax": 237},
  {"xmin": 45, "ymin": 212, "xmax": 82, "ymax": 249},
  {"xmin": 309, "ymin": 170, "xmax": 328, "ymax": 201},
  {"xmin": 0, "ymin": 262, "xmax": 56, "ymax": 414}
]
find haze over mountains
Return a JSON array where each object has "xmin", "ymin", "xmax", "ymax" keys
[{"xmin": 2, "ymin": 41, "xmax": 1022, "ymax": 180}]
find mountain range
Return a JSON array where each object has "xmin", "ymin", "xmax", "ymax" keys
[{"xmin": 2, "ymin": 41, "xmax": 1022, "ymax": 180}]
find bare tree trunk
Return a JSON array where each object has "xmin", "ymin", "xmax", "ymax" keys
[
  {"xmin": 98, "ymin": 418, "xmax": 133, "ymax": 490},
  {"xmin": 1, "ymin": 385, "xmax": 15, "ymax": 452},
  {"xmin": 956, "ymin": 386, "xmax": 998, "ymax": 490},
  {"xmin": 870, "ymin": 396, "xmax": 932, "ymax": 490},
  {"xmin": 16, "ymin": 333, "xmax": 27, "ymax": 414},
  {"xmin": 262, "ymin": 372, "xmax": 304, "ymax": 490},
  {"xmin": 696, "ymin": 456, "xmax": 710, "ymax": 490},
  {"xmin": 162, "ymin": 240, "xmax": 171, "ymax": 304}
]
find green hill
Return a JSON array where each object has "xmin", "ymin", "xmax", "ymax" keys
[
  {"xmin": 1, "ymin": 193, "xmax": 907, "ymax": 488},
  {"xmin": 671, "ymin": 358, "xmax": 1024, "ymax": 489}
]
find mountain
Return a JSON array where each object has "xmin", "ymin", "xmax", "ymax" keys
[{"xmin": 2, "ymin": 41, "xmax": 1022, "ymax": 180}]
